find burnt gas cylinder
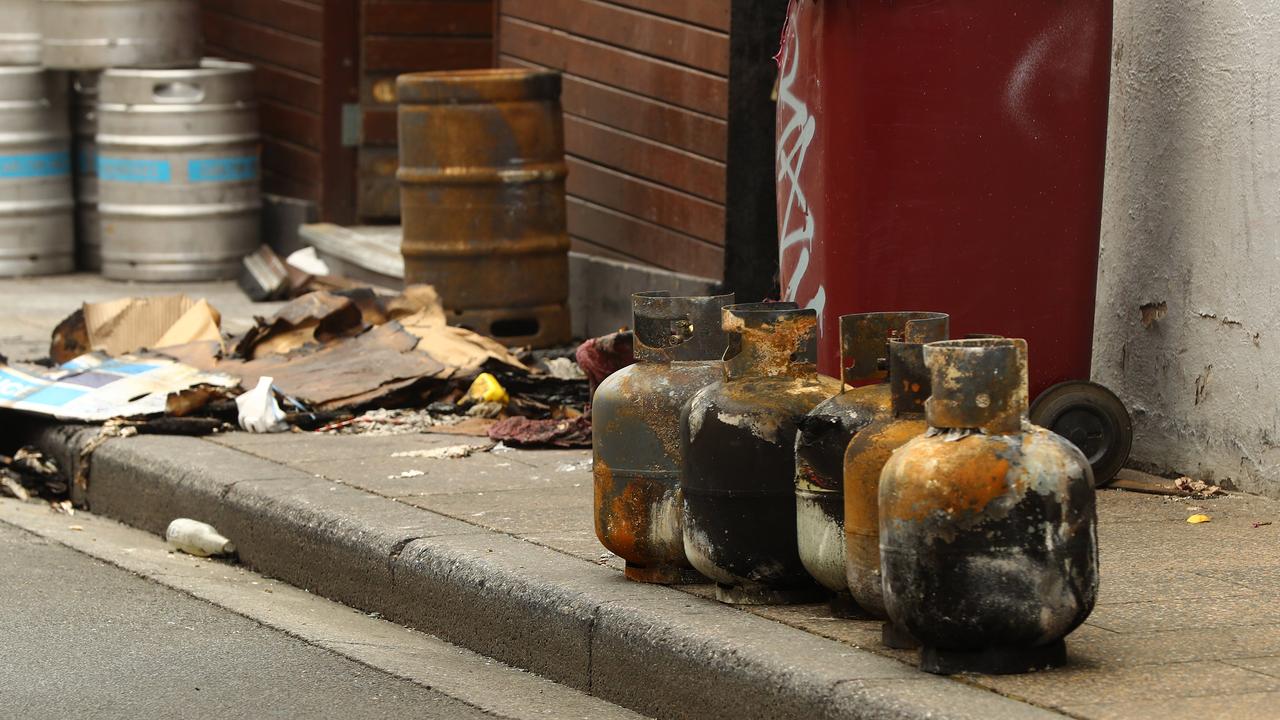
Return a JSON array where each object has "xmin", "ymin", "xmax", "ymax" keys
[
  {"xmin": 593, "ymin": 291, "xmax": 734, "ymax": 584},
  {"xmin": 880, "ymin": 338, "xmax": 1099, "ymax": 675},
  {"xmin": 794, "ymin": 311, "xmax": 948, "ymax": 613},
  {"xmin": 681, "ymin": 303, "xmax": 842, "ymax": 604},
  {"xmin": 843, "ymin": 314, "xmax": 950, "ymax": 622}
]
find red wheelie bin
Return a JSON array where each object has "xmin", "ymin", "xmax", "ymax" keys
[{"xmin": 776, "ymin": 0, "xmax": 1131, "ymax": 483}]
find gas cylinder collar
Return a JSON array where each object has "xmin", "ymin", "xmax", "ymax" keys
[{"xmin": 923, "ymin": 338, "xmax": 1030, "ymax": 434}]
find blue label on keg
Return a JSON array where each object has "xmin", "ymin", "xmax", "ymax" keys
[
  {"xmin": 188, "ymin": 156, "xmax": 259, "ymax": 183},
  {"xmin": 98, "ymin": 157, "xmax": 172, "ymax": 183},
  {"xmin": 0, "ymin": 151, "xmax": 71, "ymax": 179}
]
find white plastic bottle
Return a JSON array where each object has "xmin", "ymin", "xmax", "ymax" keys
[{"xmin": 166, "ymin": 519, "xmax": 236, "ymax": 557}]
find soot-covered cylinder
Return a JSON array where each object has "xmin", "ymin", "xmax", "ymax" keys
[
  {"xmin": 880, "ymin": 338, "xmax": 1099, "ymax": 675},
  {"xmin": 681, "ymin": 303, "xmax": 841, "ymax": 604},
  {"xmin": 794, "ymin": 312, "xmax": 947, "ymax": 614},
  {"xmin": 593, "ymin": 291, "xmax": 734, "ymax": 584},
  {"xmin": 842, "ymin": 314, "xmax": 949, "ymax": 622}
]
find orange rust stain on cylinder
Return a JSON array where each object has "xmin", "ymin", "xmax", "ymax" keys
[
  {"xmin": 725, "ymin": 313, "xmax": 818, "ymax": 377},
  {"xmin": 844, "ymin": 419, "xmax": 929, "ymax": 538},
  {"xmin": 595, "ymin": 461, "xmax": 671, "ymax": 562},
  {"xmin": 842, "ymin": 417, "xmax": 925, "ymax": 615},
  {"xmin": 593, "ymin": 460, "xmax": 614, "ymax": 542},
  {"xmin": 610, "ymin": 484, "xmax": 647, "ymax": 555},
  {"xmin": 882, "ymin": 438, "xmax": 1020, "ymax": 523}
]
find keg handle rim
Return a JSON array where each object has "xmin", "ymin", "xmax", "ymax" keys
[{"xmin": 152, "ymin": 81, "xmax": 205, "ymax": 105}]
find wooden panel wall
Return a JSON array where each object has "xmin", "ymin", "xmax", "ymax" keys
[
  {"xmin": 358, "ymin": 0, "xmax": 495, "ymax": 220},
  {"xmin": 497, "ymin": 0, "xmax": 730, "ymax": 280},
  {"xmin": 202, "ymin": 0, "xmax": 328, "ymax": 210}
]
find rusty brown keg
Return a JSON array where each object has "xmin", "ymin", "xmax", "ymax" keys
[{"xmin": 397, "ymin": 69, "xmax": 570, "ymax": 348}]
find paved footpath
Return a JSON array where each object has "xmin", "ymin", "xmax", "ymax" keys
[
  {"xmin": 7, "ymin": 276, "xmax": 1280, "ymax": 719},
  {"xmin": 21, "ymin": 427, "xmax": 1278, "ymax": 720},
  {"xmin": 212, "ymin": 433, "xmax": 1280, "ymax": 719}
]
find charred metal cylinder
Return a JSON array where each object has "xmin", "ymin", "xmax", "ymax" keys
[
  {"xmin": 880, "ymin": 338, "xmax": 1099, "ymax": 675},
  {"xmin": 397, "ymin": 69, "xmax": 570, "ymax": 349},
  {"xmin": 681, "ymin": 303, "xmax": 842, "ymax": 604},
  {"xmin": 843, "ymin": 314, "xmax": 950, "ymax": 622},
  {"xmin": 795, "ymin": 312, "xmax": 947, "ymax": 614},
  {"xmin": 593, "ymin": 291, "xmax": 734, "ymax": 584}
]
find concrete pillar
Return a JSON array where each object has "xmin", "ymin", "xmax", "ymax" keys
[{"xmin": 1094, "ymin": 0, "xmax": 1280, "ymax": 497}]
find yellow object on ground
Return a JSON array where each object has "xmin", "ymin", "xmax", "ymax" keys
[
  {"xmin": 462, "ymin": 372, "xmax": 509, "ymax": 406},
  {"xmin": 1187, "ymin": 514, "xmax": 1212, "ymax": 524}
]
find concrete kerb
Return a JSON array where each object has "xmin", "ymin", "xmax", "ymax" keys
[{"xmin": 30, "ymin": 428, "xmax": 1059, "ymax": 720}]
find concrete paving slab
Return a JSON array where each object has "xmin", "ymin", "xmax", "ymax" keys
[
  {"xmin": 399, "ymin": 484, "xmax": 591, "ymax": 535},
  {"xmin": 1066, "ymin": 623, "xmax": 1280, "ymax": 666},
  {"xmin": 1098, "ymin": 509, "xmax": 1279, "ymax": 572},
  {"xmin": 224, "ymin": 433, "xmax": 592, "ymax": 497},
  {"xmin": 515, "ymin": 527, "xmax": 626, "ymax": 569},
  {"xmin": 1225, "ymin": 656, "xmax": 1280, "ymax": 678},
  {"xmin": 1095, "ymin": 567, "xmax": 1261, "ymax": 603},
  {"xmin": 1060, "ymin": 691, "xmax": 1280, "ymax": 720},
  {"xmin": 312, "ymin": 460, "xmax": 575, "ymax": 497},
  {"xmin": 826, "ymin": 678, "xmax": 1066, "ymax": 720},
  {"xmin": 1086, "ymin": 593, "xmax": 1280, "ymax": 634},
  {"xmin": 210, "ymin": 432, "xmax": 486, "ymax": 464},
  {"xmin": 970, "ymin": 659, "xmax": 1280, "ymax": 709},
  {"xmin": 1197, "ymin": 564, "xmax": 1280, "ymax": 588},
  {"xmin": 746, "ymin": 603, "xmax": 919, "ymax": 663}
]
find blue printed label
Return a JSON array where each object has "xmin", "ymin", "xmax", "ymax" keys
[
  {"xmin": 0, "ymin": 151, "xmax": 71, "ymax": 179},
  {"xmin": 98, "ymin": 157, "xmax": 172, "ymax": 183},
  {"xmin": 189, "ymin": 156, "xmax": 258, "ymax": 183},
  {"xmin": 0, "ymin": 369, "xmax": 40, "ymax": 401},
  {"xmin": 0, "ymin": 369, "xmax": 86, "ymax": 406}
]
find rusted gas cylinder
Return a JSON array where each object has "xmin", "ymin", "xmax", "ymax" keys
[
  {"xmin": 880, "ymin": 338, "xmax": 1098, "ymax": 675},
  {"xmin": 397, "ymin": 69, "xmax": 570, "ymax": 349},
  {"xmin": 844, "ymin": 317, "xmax": 950, "ymax": 634},
  {"xmin": 681, "ymin": 303, "xmax": 842, "ymax": 604},
  {"xmin": 593, "ymin": 291, "xmax": 735, "ymax": 584},
  {"xmin": 795, "ymin": 312, "xmax": 948, "ymax": 615}
]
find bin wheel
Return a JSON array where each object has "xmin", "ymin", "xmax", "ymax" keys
[{"xmin": 1030, "ymin": 381, "xmax": 1132, "ymax": 487}]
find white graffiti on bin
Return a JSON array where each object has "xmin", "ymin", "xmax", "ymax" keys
[{"xmin": 776, "ymin": 17, "xmax": 826, "ymax": 326}]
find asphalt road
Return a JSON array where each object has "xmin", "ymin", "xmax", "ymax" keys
[
  {"xmin": 0, "ymin": 522, "xmax": 497, "ymax": 719},
  {"xmin": 0, "ymin": 515, "xmax": 643, "ymax": 720}
]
